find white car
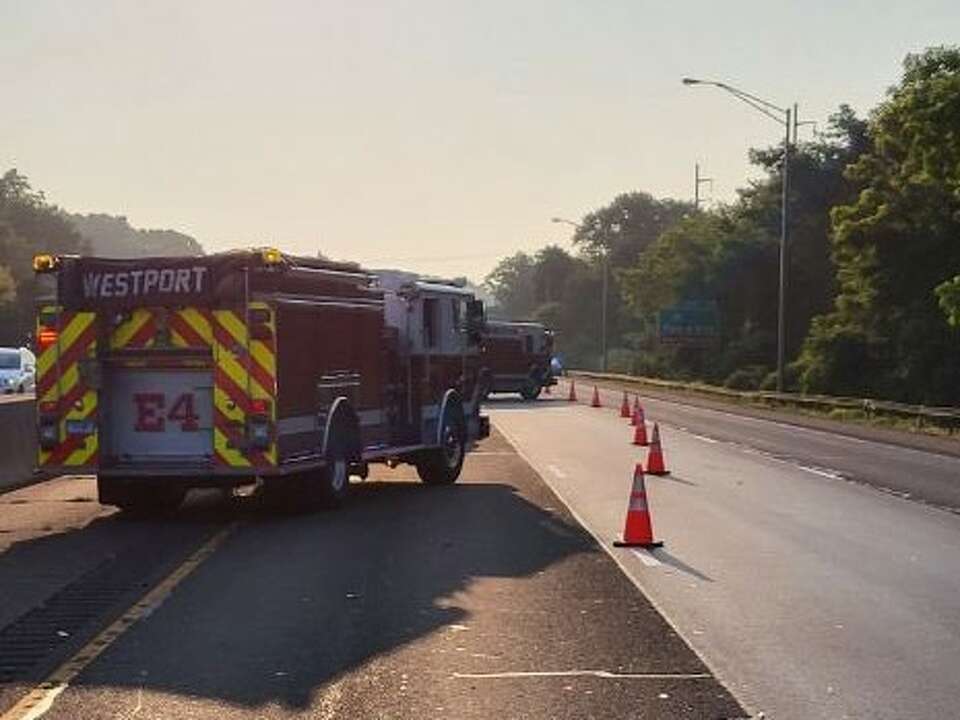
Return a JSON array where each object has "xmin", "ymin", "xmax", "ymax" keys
[{"xmin": 0, "ymin": 347, "xmax": 36, "ymax": 394}]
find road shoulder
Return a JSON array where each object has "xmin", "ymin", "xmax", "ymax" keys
[{"xmin": 569, "ymin": 375, "xmax": 960, "ymax": 459}]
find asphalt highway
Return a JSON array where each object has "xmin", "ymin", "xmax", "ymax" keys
[
  {"xmin": 568, "ymin": 379, "xmax": 960, "ymax": 511},
  {"xmin": 491, "ymin": 384, "xmax": 960, "ymax": 719},
  {"xmin": 0, "ymin": 430, "xmax": 743, "ymax": 720}
]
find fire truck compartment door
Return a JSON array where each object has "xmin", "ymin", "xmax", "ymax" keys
[{"xmin": 104, "ymin": 369, "xmax": 214, "ymax": 462}]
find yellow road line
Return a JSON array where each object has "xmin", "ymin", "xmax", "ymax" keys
[{"xmin": 0, "ymin": 523, "xmax": 238, "ymax": 720}]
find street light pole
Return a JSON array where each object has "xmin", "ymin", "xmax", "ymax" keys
[
  {"xmin": 779, "ymin": 106, "xmax": 791, "ymax": 394},
  {"xmin": 682, "ymin": 77, "xmax": 793, "ymax": 392},
  {"xmin": 601, "ymin": 252, "xmax": 609, "ymax": 372}
]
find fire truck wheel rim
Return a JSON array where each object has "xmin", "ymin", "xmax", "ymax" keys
[
  {"xmin": 330, "ymin": 458, "xmax": 348, "ymax": 492},
  {"xmin": 442, "ymin": 426, "xmax": 463, "ymax": 468}
]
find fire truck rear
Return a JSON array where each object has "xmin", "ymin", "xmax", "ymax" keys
[
  {"xmin": 480, "ymin": 320, "xmax": 556, "ymax": 400},
  {"xmin": 32, "ymin": 250, "xmax": 489, "ymax": 513}
]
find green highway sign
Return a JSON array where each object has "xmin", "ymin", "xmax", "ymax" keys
[{"xmin": 657, "ymin": 300, "xmax": 720, "ymax": 346}]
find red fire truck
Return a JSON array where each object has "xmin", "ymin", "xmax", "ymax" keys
[
  {"xmin": 31, "ymin": 250, "xmax": 489, "ymax": 513},
  {"xmin": 480, "ymin": 320, "xmax": 556, "ymax": 400}
]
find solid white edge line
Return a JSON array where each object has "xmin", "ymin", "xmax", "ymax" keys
[
  {"xmin": 15, "ymin": 686, "xmax": 67, "ymax": 720},
  {"xmin": 452, "ymin": 670, "xmax": 711, "ymax": 680},
  {"xmin": 492, "ymin": 417, "xmax": 756, "ymax": 717},
  {"xmin": 633, "ymin": 548, "xmax": 662, "ymax": 567}
]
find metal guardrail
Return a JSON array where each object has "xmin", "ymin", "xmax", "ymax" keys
[{"xmin": 568, "ymin": 370, "xmax": 960, "ymax": 432}]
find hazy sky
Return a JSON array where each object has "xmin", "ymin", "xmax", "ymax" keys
[{"xmin": 3, "ymin": 1, "xmax": 958, "ymax": 280}]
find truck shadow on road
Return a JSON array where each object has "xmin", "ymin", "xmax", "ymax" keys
[{"xmin": 2, "ymin": 477, "xmax": 600, "ymax": 713}]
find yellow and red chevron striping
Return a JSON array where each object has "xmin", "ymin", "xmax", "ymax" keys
[
  {"xmin": 212, "ymin": 306, "xmax": 277, "ymax": 469},
  {"xmin": 110, "ymin": 309, "xmax": 156, "ymax": 350},
  {"xmin": 36, "ymin": 316, "xmax": 97, "ymax": 400},
  {"xmin": 36, "ymin": 308, "xmax": 99, "ymax": 468},
  {"xmin": 111, "ymin": 308, "xmax": 214, "ymax": 350},
  {"xmin": 168, "ymin": 308, "xmax": 213, "ymax": 349},
  {"xmin": 211, "ymin": 322, "xmax": 275, "ymax": 397}
]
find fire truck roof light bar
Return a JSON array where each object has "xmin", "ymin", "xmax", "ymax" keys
[
  {"xmin": 33, "ymin": 254, "xmax": 63, "ymax": 274},
  {"xmin": 260, "ymin": 247, "xmax": 284, "ymax": 265}
]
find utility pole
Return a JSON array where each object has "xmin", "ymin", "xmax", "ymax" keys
[{"xmin": 695, "ymin": 163, "xmax": 713, "ymax": 209}]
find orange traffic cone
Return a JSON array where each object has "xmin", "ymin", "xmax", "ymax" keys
[
  {"xmin": 614, "ymin": 464, "xmax": 663, "ymax": 549},
  {"xmin": 631, "ymin": 396, "xmax": 642, "ymax": 426},
  {"xmin": 591, "ymin": 386, "xmax": 602, "ymax": 408},
  {"xmin": 632, "ymin": 414, "xmax": 649, "ymax": 446},
  {"xmin": 568, "ymin": 380, "xmax": 577, "ymax": 402},
  {"xmin": 619, "ymin": 391, "xmax": 631, "ymax": 418},
  {"xmin": 646, "ymin": 423, "xmax": 669, "ymax": 476}
]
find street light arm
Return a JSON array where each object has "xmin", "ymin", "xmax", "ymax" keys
[
  {"xmin": 723, "ymin": 87, "xmax": 788, "ymax": 125},
  {"xmin": 683, "ymin": 77, "xmax": 787, "ymax": 124},
  {"xmin": 712, "ymin": 81, "xmax": 786, "ymax": 115}
]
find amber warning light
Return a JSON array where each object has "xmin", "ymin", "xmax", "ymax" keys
[{"xmin": 33, "ymin": 254, "xmax": 62, "ymax": 273}]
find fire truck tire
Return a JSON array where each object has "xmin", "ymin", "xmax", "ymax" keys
[
  {"xmin": 98, "ymin": 477, "xmax": 185, "ymax": 516},
  {"xmin": 314, "ymin": 423, "xmax": 355, "ymax": 508},
  {"xmin": 315, "ymin": 453, "xmax": 350, "ymax": 508},
  {"xmin": 478, "ymin": 370, "xmax": 492, "ymax": 401},
  {"xmin": 416, "ymin": 406, "xmax": 466, "ymax": 485},
  {"xmin": 519, "ymin": 378, "xmax": 542, "ymax": 401}
]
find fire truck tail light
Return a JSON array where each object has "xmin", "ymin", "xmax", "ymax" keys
[
  {"xmin": 37, "ymin": 327, "xmax": 58, "ymax": 350},
  {"xmin": 250, "ymin": 399, "xmax": 271, "ymax": 415},
  {"xmin": 39, "ymin": 401, "xmax": 58, "ymax": 414}
]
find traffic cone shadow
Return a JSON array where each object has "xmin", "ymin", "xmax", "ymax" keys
[{"xmin": 613, "ymin": 464, "xmax": 663, "ymax": 549}]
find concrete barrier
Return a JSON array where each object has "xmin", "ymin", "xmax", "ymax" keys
[{"xmin": 0, "ymin": 396, "xmax": 38, "ymax": 492}]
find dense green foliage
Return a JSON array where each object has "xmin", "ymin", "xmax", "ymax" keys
[
  {"xmin": 0, "ymin": 169, "xmax": 204, "ymax": 346},
  {"xmin": 795, "ymin": 48, "xmax": 960, "ymax": 403},
  {"xmin": 486, "ymin": 47, "xmax": 960, "ymax": 404}
]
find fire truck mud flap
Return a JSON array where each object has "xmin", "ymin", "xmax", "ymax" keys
[{"xmin": 470, "ymin": 414, "xmax": 490, "ymax": 444}]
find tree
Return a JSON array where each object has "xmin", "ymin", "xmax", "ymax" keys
[
  {"xmin": 572, "ymin": 192, "xmax": 693, "ymax": 268},
  {"xmin": 532, "ymin": 245, "xmax": 577, "ymax": 306},
  {"xmin": 484, "ymin": 252, "xmax": 537, "ymax": 319},
  {"xmin": 0, "ymin": 169, "xmax": 205, "ymax": 346},
  {"xmin": 68, "ymin": 213, "xmax": 203, "ymax": 257},
  {"xmin": 796, "ymin": 46, "xmax": 960, "ymax": 402},
  {"xmin": 614, "ymin": 106, "xmax": 869, "ymax": 386},
  {"xmin": 0, "ymin": 266, "xmax": 15, "ymax": 304},
  {"xmin": 0, "ymin": 170, "xmax": 88, "ymax": 345},
  {"xmin": 744, "ymin": 105, "xmax": 871, "ymax": 356},
  {"xmin": 935, "ymin": 275, "xmax": 960, "ymax": 327}
]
